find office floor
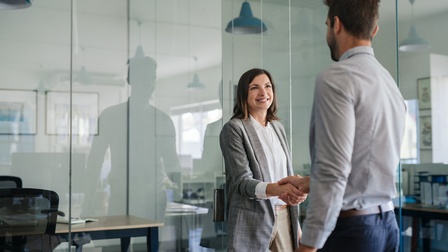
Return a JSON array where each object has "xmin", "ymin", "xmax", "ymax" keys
[{"xmin": 72, "ymin": 245, "xmax": 221, "ymax": 252}]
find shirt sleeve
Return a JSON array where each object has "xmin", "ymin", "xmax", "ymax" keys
[{"xmin": 300, "ymin": 70, "xmax": 356, "ymax": 248}]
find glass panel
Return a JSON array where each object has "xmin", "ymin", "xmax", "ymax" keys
[
  {"xmin": 0, "ymin": 0, "xmax": 73, "ymax": 250},
  {"xmin": 77, "ymin": 0, "xmax": 129, "ymax": 249},
  {"xmin": 398, "ymin": 0, "xmax": 448, "ymax": 250},
  {"xmin": 126, "ymin": 0, "xmax": 223, "ymax": 251}
]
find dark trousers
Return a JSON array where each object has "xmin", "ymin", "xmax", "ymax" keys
[{"xmin": 318, "ymin": 211, "xmax": 399, "ymax": 252}]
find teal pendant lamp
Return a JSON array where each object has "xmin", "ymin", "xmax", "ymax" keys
[
  {"xmin": 133, "ymin": 20, "xmax": 146, "ymax": 59},
  {"xmin": 399, "ymin": 0, "xmax": 430, "ymax": 52},
  {"xmin": 0, "ymin": 0, "xmax": 31, "ymax": 9},
  {"xmin": 225, "ymin": 1, "xmax": 267, "ymax": 34},
  {"xmin": 75, "ymin": 46, "xmax": 93, "ymax": 85},
  {"xmin": 187, "ymin": 73, "xmax": 205, "ymax": 89},
  {"xmin": 399, "ymin": 24, "xmax": 430, "ymax": 52},
  {"xmin": 187, "ymin": 56, "xmax": 205, "ymax": 90}
]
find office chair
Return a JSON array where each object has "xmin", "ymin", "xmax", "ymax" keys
[
  {"xmin": 0, "ymin": 188, "xmax": 59, "ymax": 251},
  {"xmin": 0, "ymin": 176, "xmax": 23, "ymax": 251},
  {"xmin": 0, "ymin": 176, "xmax": 22, "ymax": 189}
]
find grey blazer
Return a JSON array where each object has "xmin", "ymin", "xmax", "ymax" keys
[{"xmin": 220, "ymin": 118, "xmax": 300, "ymax": 251}]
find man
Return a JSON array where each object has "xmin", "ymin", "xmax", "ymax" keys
[{"xmin": 279, "ymin": 0, "xmax": 406, "ymax": 251}]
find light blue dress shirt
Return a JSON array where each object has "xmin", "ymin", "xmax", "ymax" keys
[{"xmin": 301, "ymin": 46, "xmax": 407, "ymax": 248}]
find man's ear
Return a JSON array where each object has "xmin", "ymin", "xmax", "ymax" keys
[
  {"xmin": 372, "ymin": 25, "xmax": 379, "ymax": 38},
  {"xmin": 333, "ymin": 16, "xmax": 342, "ymax": 33}
]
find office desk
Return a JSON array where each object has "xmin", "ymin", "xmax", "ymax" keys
[
  {"xmin": 56, "ymin": 215, "xmax": 163, "ymax": 252},
  {"xmin": 395, "ymin": 204, "xmax": 448, "ymax": 252}
]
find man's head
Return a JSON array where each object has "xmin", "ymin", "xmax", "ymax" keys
[
  {"xmin": 324, "ymin": 0, "xmax": 379, "ymax": 40},
  {"xmin": 324, "ymin": 0, "xmax": 380, "ymax": 61},
  {"xmin": 126, "ymin": 56, "xmax": 157, "ymax": 101},
  {"xmin": 127, "ymin": 56, "xmax": 157, "ymax": 87}
]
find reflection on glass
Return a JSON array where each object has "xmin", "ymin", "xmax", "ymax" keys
[
  {"xmin": 83, "ymin": 56, "xmax": 182, "ymax": 227},
  {"xmin": 401, "ymin": 99, "xmax": 418, "ymax": 164}
]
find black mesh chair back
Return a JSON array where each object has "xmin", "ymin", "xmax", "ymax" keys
[
  {"xmin": 0, "ymin": 176, "xmax": 22, "ymax": 189},
  {"xmin": 0, "ymin": 188, "xmax": 59, "ymax": 239}
]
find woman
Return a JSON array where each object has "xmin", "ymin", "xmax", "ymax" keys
[{"xmin": 220, "ymin": 68, "xmax": 307, "ymax": 251}]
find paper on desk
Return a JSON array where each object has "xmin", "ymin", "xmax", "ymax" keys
[{"xmin": 57, "ymin": 217, "xmax": 98, "ymax": 224}]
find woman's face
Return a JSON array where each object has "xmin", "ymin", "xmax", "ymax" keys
[{"xmin": 246, "ymin": 73, "xmax": 273, "ymax": 115}]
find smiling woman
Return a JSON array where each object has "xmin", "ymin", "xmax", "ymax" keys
[{"xmin": 220, "ymin": 68, "xmax": 307, "ymax": 251}]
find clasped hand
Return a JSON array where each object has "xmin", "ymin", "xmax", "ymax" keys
[{"xmin": 276, "ymin": 175, "xmax": 310, "ymax": 205}]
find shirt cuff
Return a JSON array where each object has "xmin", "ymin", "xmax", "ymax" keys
[{"xmin": 255, "ymin": 181, "xmax": 270, "ymax": 199}]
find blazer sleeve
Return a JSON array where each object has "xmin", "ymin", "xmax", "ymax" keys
[{"xmin": 220, "ymin": 119, "xmax": 260, "ymax": 199}]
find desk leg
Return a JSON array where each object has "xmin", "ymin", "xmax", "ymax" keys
[
  {"xmin": 411, "ymin": 217, "xmax": 419, "ymax": 252},
  {"xmin": 120, "ymin": 237, "xmax": 131, "ymax": 252},
  {"xmin": 147, "ymin": 227, "xmax": 159, "ymax": 252},
  {"xmin": 421, "ymin": 218, "xmax": 431, "ymax": 252}
]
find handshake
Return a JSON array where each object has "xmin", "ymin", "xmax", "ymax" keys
[{"xmin": 270, "ymin": 175, "xmax": 310, "ymax": 206}]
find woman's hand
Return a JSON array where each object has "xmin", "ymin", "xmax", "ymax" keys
[
  {"xmin": 266, "ymin": 182, "xmax": 307, "ymax": 205},
  {"xmin": 279, "ymin": 191, "xmax": 307, "ymax": 206}
]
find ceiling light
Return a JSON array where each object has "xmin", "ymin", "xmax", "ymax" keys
[
  {"xmin": 133, "ymin": 20, "xmax": 146, "ymax": 58},
  {"xmin": 0, "ymin": 0, "xmax": 31, "ymax": 9},
  {"xmin": 187, "ymin": 56, "xmax": 205, "ymax": 90},
  {"xmin": 187, "ymin": 73, "xmax": 205, "ymax": 89},
  {"xmin": 225, "ymin": 1, "xmax": 267, "ymax": 34},
  {"xmin": 399, "ymin": 0, "xmax": 430, "ymax": 52},
  {"xmin": 134, "ymin": 45, "xmax": 145, "ymax": 59},
  {"xmin": 75, "ymin": 66, "xmax": 93, "ymax": 85},
  {"xmin": 75, "ymin": 47, "xmax": 93, "ymax": 85},
  {"xmin": 399, "ymin": 24, "xmax": 430, "ymax": 52}
]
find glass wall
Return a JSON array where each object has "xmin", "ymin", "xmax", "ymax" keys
[
  {"xmin": 0, "ymin": 0, "xmax": 447, "ymax": 251},
  {"xmin": 397, "ymin": 0, "xmax": 448, "ymax": 250}
]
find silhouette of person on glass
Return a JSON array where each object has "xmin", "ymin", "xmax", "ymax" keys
[
  {"xmin": 196, "ymin": 81, "xmax": 224, "ymax": 178},
  {"xmin": 196, "ymin": 81, "xmax": 227, "ymax": 249},
  {"xmin": 82, "ymin": 55, "xmax": 181, "ymax": 224}
]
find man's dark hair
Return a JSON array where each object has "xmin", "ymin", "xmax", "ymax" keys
[{"xmin": 324, "ymin": 0, "xmax": 379, "ymax": 40}]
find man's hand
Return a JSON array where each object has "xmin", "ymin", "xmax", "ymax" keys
[
  {"xmin": 266, "ymin": 183, "xmax": 306, "ymax": 205},
  {"xmin": 278, "ymin": 175, "xmax": 310, "ymax": 194},
  {"xmin": 297, "ymin": 243, "xmax": 317, "ymax": 252}
]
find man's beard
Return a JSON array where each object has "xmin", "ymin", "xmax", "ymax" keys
[{"xmin": 328, "ymin": 33, "xmax": 338, "ymax": 62}]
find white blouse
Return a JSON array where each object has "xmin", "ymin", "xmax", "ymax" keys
[{"xmin": 250, "ymin": 116, "xmax": 287, "ymax": 206}]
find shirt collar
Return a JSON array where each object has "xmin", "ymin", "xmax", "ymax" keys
[
  {"xmin": 249, "ymin": 115, "xmax": 270, "ymax": 130},
  {"xmin": 339, "ymin": 46, "xmax": 374, "ymax": 61}
]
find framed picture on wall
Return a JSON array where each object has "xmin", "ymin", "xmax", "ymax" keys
[
  {"xmin": 45, "ymin": 91, "xmax": 99, "ymax": 136},
  {"xmin": 417, "ymin": 77, "xmax": 431, "ymax": 110},
  {"xmin": 419, "ymin": 116, "xmax": 432, "ymax": 149},
  {"xmin": 0, "ymin": 89, "xmax": 37, "ymax": 135}
]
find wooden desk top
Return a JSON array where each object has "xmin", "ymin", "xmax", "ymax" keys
[
  {"xmin": 55, "ymin": 215, "xmax": 164, "ymax": 234},
  {"xmin": 395, "ymin": 203, "xmax": 448, "ymax": 221},
  {"xmin": 398, "ymin": 204, "xmax": 448, "ymax": 214}
]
